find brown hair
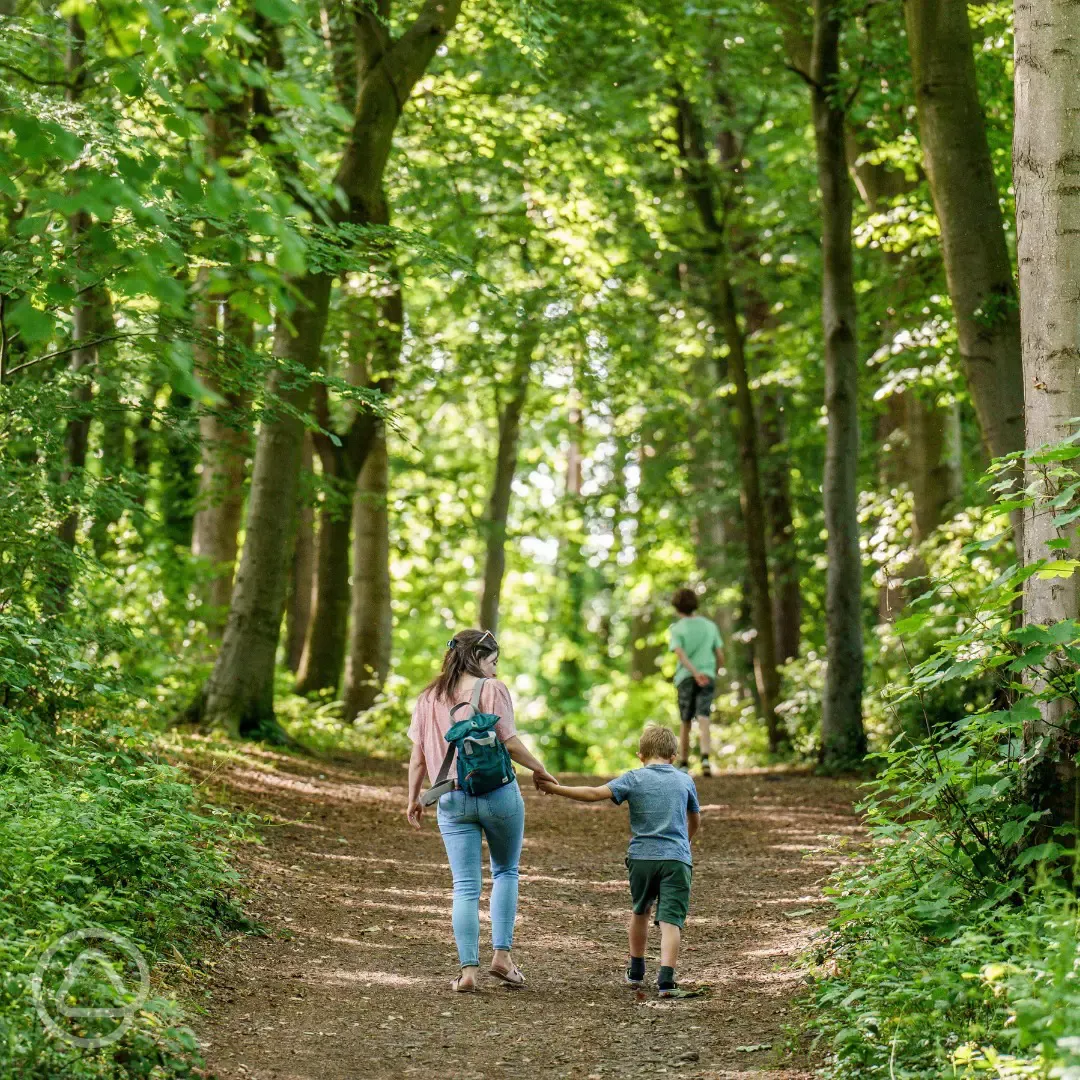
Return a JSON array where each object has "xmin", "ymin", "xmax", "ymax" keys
[
  {"xmin": 425, "ymin": 628, "xmax": 499, "ymax": 702},
  {"xmin": 639, "ymin": 723, "xmax": 679, "ymax": 761},
  {"xmin": 672, "ymin": 587, "xmax": 699, "ymax": 615}
]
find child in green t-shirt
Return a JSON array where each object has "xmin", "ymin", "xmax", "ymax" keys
[{"xmin": 669, "ymin": 588, "xmax": 725, "ymax": 776}]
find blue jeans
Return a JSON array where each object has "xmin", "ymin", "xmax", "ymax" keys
[{"xmin": 437, "ymin": 781, "xmax": 525, "ymax": 968}]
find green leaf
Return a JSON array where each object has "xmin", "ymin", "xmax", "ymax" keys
[
  {"xmin": 894, "ymin": 613, "xmax": 931, "ymax": 634},
  {"xmin": 1013, "ymin": 841, "xmax": 1066, "ymax": 868},
  {"xmin": 1035, "ymin": 560, "xmax": 1080, "ymax": 580},
  {"xmin": 7, "ymin": 299, "xmax": 56, "ymax": 347},
  {"xmin": 254, "ymin": 0, "xmax": 298, "ymax": 23}
]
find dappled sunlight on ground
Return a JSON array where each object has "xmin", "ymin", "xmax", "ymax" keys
[{"xmin": 196, "ymin": 763, "xmax": 861, "ymax": 1080}]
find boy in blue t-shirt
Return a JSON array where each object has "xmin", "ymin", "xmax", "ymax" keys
[{"xmin": 537, "ymin": 724, "xmax": 701, "ymax": 996}]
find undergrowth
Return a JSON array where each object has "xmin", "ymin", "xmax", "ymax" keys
[
  {"xmin": 803, "ymin": 441, "xmax": 1080, "ymax": 1078},
  {"xmin": 0, "ymin": 721, "xmax": 252, "ymax": 1079}
]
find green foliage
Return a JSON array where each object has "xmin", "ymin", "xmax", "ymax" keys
[
  {"xmin": 803, "ymin": 440, "xmax": 1080, "ymax": 1078},
  {"xmin": 0, "ymin": 722, "xmax": 248, "ymax": 1078}
]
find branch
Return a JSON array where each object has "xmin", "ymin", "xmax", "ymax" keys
[
  {"xmin": 353, "ymin": 1, "xmax": 392, "ymax": 82},
  {"xmin": 1, "ymin": 333, "xmax": 141, "ymax": 382},
  {"xmin": 0, "ymin": 61, "xmax": 73, "ymax": 89},
  {"xmin": 250, "ymin": 13, "xmax": 323, "ymax": 221},
  {"xmin": 784, "ymin": 61, "xmax": 820, "ymax": 91},
  {"xmin": 384, "ymin": 0, "xmax": 466, "ymax": 105}
]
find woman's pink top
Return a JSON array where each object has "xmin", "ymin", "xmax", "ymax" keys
[{"xmin": 409, "ymin": 678, "xmax": 518, "ymax": 785}]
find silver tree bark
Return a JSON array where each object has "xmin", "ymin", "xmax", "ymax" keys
[{"xmin": 1014, "ymin": 0, "xmax": 1080, "ymax": 822}]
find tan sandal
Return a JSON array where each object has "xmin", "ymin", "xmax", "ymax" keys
[
  {"xmin": 489, "ymin": 962, "xmax": 525, "ymax": 988},
  {"xmin": 450, "ymin": 974, "xmax": 478, "ymax": 993}
]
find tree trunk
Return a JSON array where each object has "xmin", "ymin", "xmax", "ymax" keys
[
  {"xmin": 478, "ymin": 327, "xmax": 537, "ymax": 633},
  {"xmin": 711, "ymin": 275, "xmax": 785, "ymax": 751},
  {"xmin": 340, "ymin": 280, "xmax": 403, "ymax": 714},
  {"xmin": 202, "ymin": 273, "xmax": 333, "ymax": 738},
  {"xmin": 88, "ymin": 375, "xmax": 127, "ymax": 558},
  {"xmin": 905, "ymin": 0, "xmax": 1024, "ymax": 474},
  {"xmin": 342, "ymin": 426, "xmax": 392, "ymax": 718},
  {"xmin": 688, "ymin": 353, "xmax": 747, "ymax": 696},
  {"xmin": 192, "ymin": 298, "xmax": 252, "ymax": 631},
  {"xmin": 295, "ymin": 435, "xmax": 353, "ymax": 696},
  {"xmin": 673, "ymin": 93, "xmax": 782, "ymax": 732},
  {"xmin": 47, "ymin": 19, "xmax": 99, "ymax": 610},
  {"xmin": 286, "ymin": 434, "xmax": 315, "ymax": 674},
  {"xmin": 904, "ymin": 393, "xmax": 960, "ymax": 541},
  {"xmin": 629, "ymin": 606, "xmax": 665, "ymax": 682},
  {"xmin": 51, "ymin": 269, "xmax": 97, "ymax": 604},
  {"xmin": 160, "ymin": 388, "xmax": 199, "ymax": 549},
  {"xmin": 200, "ymin": 0, "xmax": 465, "ymax": 736},
  {"xmin": 761, "ymin": 390, "xmax": 802, "ymax": 663},
  {"xmin": 812, "ymin": 0, "xmax": 867, "ymax": 767},
  {"xmin": 1014, "ymin": 0, "xmax": 1080, "ymax": 822}
]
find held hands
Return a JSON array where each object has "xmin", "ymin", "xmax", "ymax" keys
[
  {"xmin": 406, "ymin": 799, "xmax": 424, "ymax": 829},
  {"xmin": 533, "ymin": 769, "xmax": 557, "ymax": 793}
]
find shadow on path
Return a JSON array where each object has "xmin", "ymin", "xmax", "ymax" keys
[{"xmin": 188, "ymin": 751, "xmax": 860, "ymax": 1080}]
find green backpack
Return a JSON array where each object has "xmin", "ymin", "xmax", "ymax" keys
[{"xmin": 421, "ymin": 678, "xmax": 514, "ymax": 805}]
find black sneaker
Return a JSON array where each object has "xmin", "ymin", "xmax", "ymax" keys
[
  {"xmin": 625, "ymin": 966, "xmax": 643, "ymax": 988},
  {"xmin": 658, "ymin": 981, "xmax": 678, "ymax": 998},
  {"xmin": 701, "ymin": 761, "xmax": 712, "ymax": 777}
]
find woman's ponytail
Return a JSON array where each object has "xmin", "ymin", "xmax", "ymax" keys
[{"xmin": 424, "ymin": 628, "xmax": 499, "ymax": 702}]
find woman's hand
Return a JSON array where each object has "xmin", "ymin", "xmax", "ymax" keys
[
  {"xmin": 533, "ymin": 768, "xmax": 557, "ymax": 791},
  {"xmin": 406, "ymin": 799, "xmax": 425, "ymax": 829}
]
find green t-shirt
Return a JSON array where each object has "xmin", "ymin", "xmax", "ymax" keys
[{"xmin": 670, "ymin": 616, "xmax": 724, "ymax": 686}]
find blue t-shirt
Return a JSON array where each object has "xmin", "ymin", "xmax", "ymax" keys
[{"xmin": 607, "ymin": 763, "xmax": 700, "ymax": 865}]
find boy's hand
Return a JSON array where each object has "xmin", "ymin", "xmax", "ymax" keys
[{"xmin": 694, "ymin": 672, "xmax": 711, "ymax": 687}]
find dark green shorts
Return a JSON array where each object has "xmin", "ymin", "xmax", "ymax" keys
[{"xmin": 627, "ymin": 858, "xmax": 692, "ymax": 928}]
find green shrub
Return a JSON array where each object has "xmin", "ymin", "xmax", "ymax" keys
[
  {"xmin": 0, "ymin": 722, "xmax": 248, "ymax": 1079},
  {"xmin": 803, "ymin": 441, "xmax": 1080, "ymax": 1078}
]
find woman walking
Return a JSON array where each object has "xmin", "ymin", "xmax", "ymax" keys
[{"xmin": 406, "ymin": 629, "xmax": 555, "ymax": 992}]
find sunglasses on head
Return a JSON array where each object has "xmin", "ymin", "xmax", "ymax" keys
[{"xmin": 446, "ymin": 629, "xmax": 500, "ymax": 652}]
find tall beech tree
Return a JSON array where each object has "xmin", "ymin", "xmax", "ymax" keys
[
  {"xmin": 905, "ymin": 0, "xmax": 1024, "ymax": 472},
  {"xmin": 340, "ymin": 282, "xmax": 403, "ymax": 712},
  {"xmin": 761, "ymin": 391, "xmax": 802, "ymax": 664},
  {"xmin": 202, "ymin": 0, "xmax": 465, "ymax": 736},
  {"xmin": 1014, "ymin": 0, "xmax": 1080, "ymax": 820},
  {"xmin": 478, "ymin": 320, "xmax": 540, "ymax": 634},
  {"xmin": 294, "ymin": 383, "xmax": 358, "ymax": 696},
  {"xmin": 809, "ymin": 0, "xmax": 867, "ymax": 765},
  {"xmin": 190, "ymin": 112, "xmax": 254, "ymax": 631},
  {"xmin": 286, "ymin": 435, "xmax": 315, "ymax": 673},
  {"xmin": 342, "ymin": 426, "xmax": 392, "ymax": 718},
  {"xmin": 672, "ymin": 88, "xmax": 785, "ymax": 750}
]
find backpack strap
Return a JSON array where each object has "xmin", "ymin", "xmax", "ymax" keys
[{"xmin": 431, "ymin": 678, "xmax": 487, "ymax": 789}]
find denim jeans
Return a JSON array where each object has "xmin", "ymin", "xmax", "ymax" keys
[{"xmin": 437, "ymin": 781, "xmax": 525, "ymax": 968}]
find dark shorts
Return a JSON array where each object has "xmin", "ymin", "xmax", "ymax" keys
[
  {"xmin": 677, "ymin": 677, "xmax": 715, "ymax": 723},
  {"xmin": 627, "ymin": 858, "xmax": 693, "ymax": 928}
]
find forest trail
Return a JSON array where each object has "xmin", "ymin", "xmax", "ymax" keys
[{"xmin": 190, "ymin": 749, "xmax": 861, "ymax": 1080}]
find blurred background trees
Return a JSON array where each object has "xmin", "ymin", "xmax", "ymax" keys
[{"xmin": 0, "ymin": 0, "xmax": 1042, "ymax": 772}]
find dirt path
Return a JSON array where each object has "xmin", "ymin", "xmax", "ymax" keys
[{"xmin": 189, "ymin": 749, "xmax": 860, "ymax": 1080}]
